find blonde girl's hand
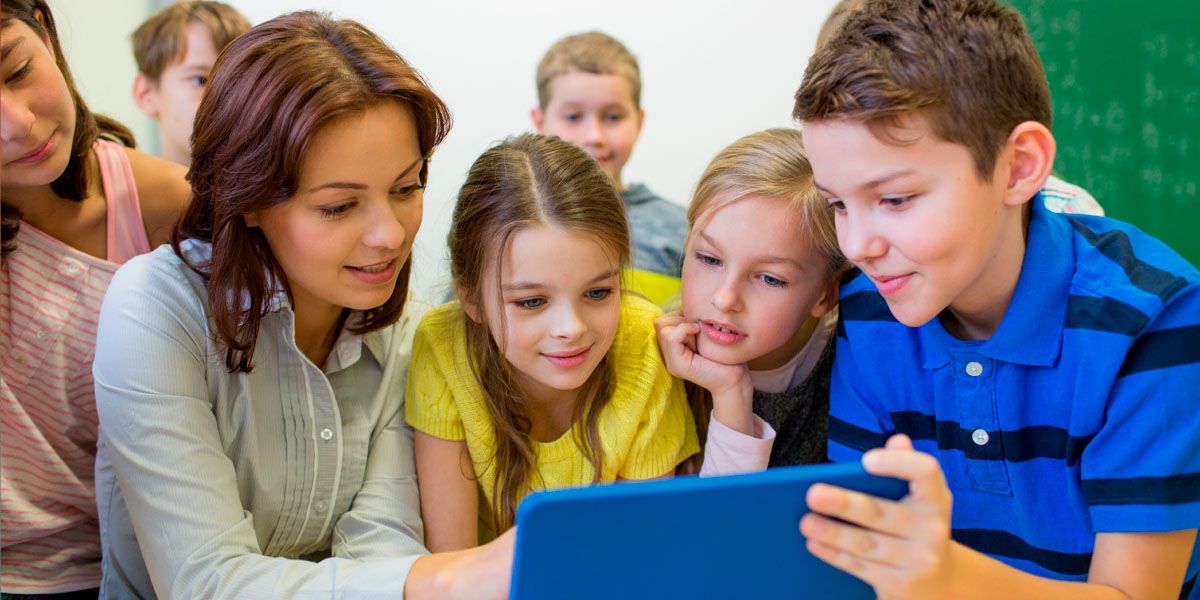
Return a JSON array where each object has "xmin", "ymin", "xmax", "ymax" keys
[
  {"xmin": 800, "ymin": 434, "xmax": 959, "ymax": 600},
  {"xmin": 654, "ymin": 311, "xmax": 750, "ymax": 397},
  {"xmin": 406, "ymin": 527, "xmax": 515, "ymax": 599}
]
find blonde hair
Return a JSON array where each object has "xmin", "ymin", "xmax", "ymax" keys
[
  {"xmin": 689, "ymin": 128, "xmax": 844, "ymax": 277},
  {"xmin": 535, "ymin": 31, "xmax": 641, "ymax": 110},
  {"xmin": 449, "ymin": 133, "xmax": 631, "ymax": 531},
  {"xmin": 132, "ymin": 1, "xmax": 250, "ymax": 82},
  {"xmin": 680, "ymin": 129, "xmax": 846, "ymax": 469}
]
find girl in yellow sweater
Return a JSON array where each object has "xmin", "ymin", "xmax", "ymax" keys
[{"xmin": 407, "ymin": 133, "xmax": 698, "ymax": 548}]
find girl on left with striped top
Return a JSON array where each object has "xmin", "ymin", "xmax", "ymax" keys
[{"xmin": 0, "ymin": 1, "xmax": 190, "ymax": 598}]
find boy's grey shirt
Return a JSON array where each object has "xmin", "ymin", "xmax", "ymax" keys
[{"xmin": 622, "ymin": 183, "xmax": 688, "ymax": 277}]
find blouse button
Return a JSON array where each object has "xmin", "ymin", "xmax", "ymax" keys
[
  {"xmin": 64, "ymin": 260, "xmax": 82, "ymax": 275},
  {"xmin": 320, "ymin": 428, "xmax": 333, "ymax": 441},
  {"xmin": 35, "ymin": 330, "xmax": 48, "ymax": 341},
  {"xmin": 315, "ymin": 500, "xmax": 328, "ymax": 513}
]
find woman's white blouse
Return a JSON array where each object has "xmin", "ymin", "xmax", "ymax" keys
[{"xmin": 93, "ymin": 241, "xmax": 428, "ymax": 598}]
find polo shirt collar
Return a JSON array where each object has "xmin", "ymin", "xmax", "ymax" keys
[{"xmin": 920, "ymin": 194, "xmax": 1071, "ymax": 368}]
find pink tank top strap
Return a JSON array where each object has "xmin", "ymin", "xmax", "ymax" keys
[{"xmin": 94, "ymin": 139, "xmax": 151, "ymax": 264}]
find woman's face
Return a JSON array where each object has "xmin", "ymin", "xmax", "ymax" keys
[
  {"xmin": 0, "ymin": 15, "xmax": 76, "ymax": 191},
  {"xmin": 247, "ymin": 100, "xmax": 424, "ymax": 321}
]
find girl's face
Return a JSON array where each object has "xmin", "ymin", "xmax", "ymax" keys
[
  {"xmin": 0, "ymin": 17, "xmax": 76, "ymax": 190},
  {"xmin": 247, "ymin": 101, "xmax": 424, "ymax": 322},
  {"xmin": 472, "ymin": 224, "xmax": 622, "ymax": 405},
  {"xmin": 681, "ymin": 196, "xmax": 835, "ymax": 371}
]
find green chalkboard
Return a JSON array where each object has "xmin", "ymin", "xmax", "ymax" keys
[{"xmin": 1007, "ymin": 0, "xmax": 1199, "ymax": 266}]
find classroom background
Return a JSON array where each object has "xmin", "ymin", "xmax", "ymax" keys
[{"xmin": 57, "ymin": 0, "xmax": 1199, "ymax": 302}]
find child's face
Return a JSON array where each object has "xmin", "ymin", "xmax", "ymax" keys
[
  {"xmin": 0, "ymin": 18, "xmax": 76, "ymax": 190},
  {"xmin": 681, "ymin": 196, "xmax": 835, "ymax": 371},
  {"xmin": 476, "ymin": 224, "xmax": 622, "ymax": 405},
  {"xmin": 533, "ymin": 70, "xmax": 643, "ymax": 189},
  {"xmin": 803, "ymin": 115, "xmax": 1026, "ymax": 336},
  {"xmin": 246, "ymin": 101, "xmax": 424, "ymax": 322},
  {"xmin": 138, "ymin": 21, "xmax": 218, "ymax": 164}
]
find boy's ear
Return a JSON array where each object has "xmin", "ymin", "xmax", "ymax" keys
[
  {"xmin": 132, "ymin": 73, "xmax": 161, "ymax": 119},
  {"xmin": 1002, "ymin": 120, "xmax": 1055, "ymax": 207},
  {"xmin": 242, "ymin": 211, "xmax": 260, "ymax": 228},
  {"xmin": 530, "ymin": 107, "xmax": 546, "ymax": 133}
]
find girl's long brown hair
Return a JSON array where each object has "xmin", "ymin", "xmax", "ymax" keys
[
  {"xmin": 1, "ymin": 0, "xmax": 135, "ymax": 256},
  {"xmin": 173, "ymin": 11, "xmax": 451, "ymax": 372},
  {"xmin": 449, "ymin": 133, "xmax": 631, "ymax": 531}
]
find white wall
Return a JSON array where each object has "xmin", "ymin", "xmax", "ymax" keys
[
  {"xmin": 55, "ymin": 0, "xmax": 158, "ymax": 154},
  {"xmin": 54, "ymin": 0, "xmax": 838, "ymax": 301}
]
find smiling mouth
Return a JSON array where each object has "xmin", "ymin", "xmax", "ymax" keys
[
  {"xmin": 542, "ymin": 346, "xmax": 591, "ymax": 368},
  {"xmin": 349, "ymin": 260, "xmax": 394, "ymax": 273}
]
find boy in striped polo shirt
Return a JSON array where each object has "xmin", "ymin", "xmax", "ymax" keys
[{"xmin": 792, "ymin": 0, "xmax": 1200, "ymax": 598}]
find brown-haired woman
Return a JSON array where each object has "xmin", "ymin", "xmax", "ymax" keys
[
  {"xmin": 1, "ymin": 0, "xmax": 189, "ymax": 596},
  {"xmin": 93, "ymin": 11, "xmax": 510, "ymax": 599}
]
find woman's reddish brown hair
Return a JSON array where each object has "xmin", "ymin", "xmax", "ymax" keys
[{"xmin": 173, "ymin": 11, "xmax": 451, "ymax": 372}]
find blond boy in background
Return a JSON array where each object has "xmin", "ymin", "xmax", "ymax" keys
[
  {"xmin": 131, "ymin": 1, "xmax": 249, "ymax": 166},
  {"xmin": 532, "ymin": 31, "xmax": 687, "ymax": 304}
]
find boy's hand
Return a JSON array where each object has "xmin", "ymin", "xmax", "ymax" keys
[
  {"xmin": 654, "ymin": 311, "xmax": 749, "ymax": 397},
  {"xmin": 800, "ymin": 434, "xmax": 959, "ymax": 600}
]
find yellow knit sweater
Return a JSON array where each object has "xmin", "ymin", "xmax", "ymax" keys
[{"xmin": 406, "ymin": 294, "xmax": 698, "ymax": 538}]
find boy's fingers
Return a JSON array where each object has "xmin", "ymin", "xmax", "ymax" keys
[
  {"xmin": 800, "ymin": 512, "xmax": 909, "ymax": 569},
  {"xmin": 806, "ymin": 483, "xmax": 917, "ymax": 539},
  {"xmin": 862, "ymin": 446, "xmax": 950, "ymax": 506},
  {"xmin": 805, "ymin": 536, "xmax": 901, "ymax": 592}
]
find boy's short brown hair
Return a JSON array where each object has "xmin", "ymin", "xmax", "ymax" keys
[
  {"xmin": 132, "ymin": 1, "xmax": 250, "ymax": 82},
  {"xmin": 794, "ymin": 0, "xmax": 1051, "ymax": 179},
  {"xmin": 536, "ymin": 31, "xmax": 641, "ymax": 110}
]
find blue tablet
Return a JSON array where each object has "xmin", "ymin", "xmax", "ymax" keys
[{"xmin": 510, "ymin": 462, "xmax": 908, "ymax": 600}]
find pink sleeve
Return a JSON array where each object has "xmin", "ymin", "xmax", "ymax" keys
[{"xmin": 699, "ymin": 413, "xmax": 776, "ymax": 477}]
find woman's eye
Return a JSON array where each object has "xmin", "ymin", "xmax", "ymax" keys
[
  {"xmin": 187, "ymin": 75, "xmax": 208, "ymax": 87},
  {"xmin": 827, "ymin": 200, "xmax": 846, "ymax": 214},
  {"xmin": 6, "ymin": 60, "xmax": 32, "ymax": 84},
  {"xmin": 694, "ymin": 252, "xmax": 721, "ymax": 267},
  {"xmin": 585, "ymin": 287, "xmax": 612, "ymax": 301},
  {"xmin": 319, "ymin": 203, "xmax": 354, "ymax": 219},
  {"xmin": 515, "ymin": 297, "xmax": 546, "ymax": 310},
  {"xmin": 390, "ymin": 183, "xmax": 425, "ymax": 198}
]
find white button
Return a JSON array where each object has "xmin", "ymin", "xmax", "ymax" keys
[
  {"xmin": 315, "ymin": 500, "xmax": 328, "ymax": 513},
  {"xmin": 320, "ymin": 428, "xmax": 333, "ymax": 441},
  {"xmin": 35, "ymin": 330, "xmax": 47, "ymax": 341},
  {"xmin": 64, "ymin": 260, "xmax": 81, "ymax": 275},
  {"xmin": 972, "ymin": 429, "xmax": 990, "ymax": 446},
  {"xmin": 965, "ymin": 361, "xmax": 983, "ymax": 377}
]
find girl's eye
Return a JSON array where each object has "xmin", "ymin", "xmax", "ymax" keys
[
  {"xmin": 603, "ymin": 113, "xmax": 624, "ymax": 123},
  {"xmin": 6, "ymin": 60, "xmax": 32, "ymax": 84},
  {"xmin": 585, "ymin": 287, "xmax": 612, "ymax": 301},
  {"xmin": 515, "ymin": 297, "xmax": 546, "ymax": 310},
  {"xmin": 694, "ymin": 252, "xmax": 721, "ymax": 267},
  {"xmin": 319, "ymin": 202, "xmax": 354, "ymax": 219},
  {"xmin": 390, "ymin": 183, "xmax": 425, "ymax": 199},
  {"xmin": 187, "ymin": 75, "xmax": 208, "ymax": 87},
  {"xmin": 881, "ymin": 195, "xmax": 913, "ymax": 208},
  {"xmin": 758, "ymin": 274, "xmax": 787, "ymax": 288},
  {"xmin": 827, "ymin": 200, "xmax": 846, "ymax": 214}
]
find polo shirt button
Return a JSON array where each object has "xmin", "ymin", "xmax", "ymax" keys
[
  {"xmin": 320, "ymin": 428, "xmax": 333, "ymax": 441},
  {"xmin": 965, "ymin": 361, "xmax": 984, "ymax": 377},
  {"xmin": 972, "ymin": 429, "xmax": 990, "ymax": 446},
  {"xmin": 315, "ymin": 500, "xmax": 328, "ymax": 513}
]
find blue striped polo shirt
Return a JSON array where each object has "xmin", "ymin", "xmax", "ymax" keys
[{"xmin": 828, "ymin": 195, "xmax": 1200, "ymax": 595}]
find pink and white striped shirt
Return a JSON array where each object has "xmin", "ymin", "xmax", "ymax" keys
[{"xmin": 1, "ymin": 140, "xmax": 150, "ymax": 594}]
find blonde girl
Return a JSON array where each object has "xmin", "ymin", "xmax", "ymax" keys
[
  {"xmin": 408, "ymin": 133, "xmax": 698, "ymax": 548},
  {"xmin": 657, "ymin": 128, "xmax": 845, "ymax": 474}
]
